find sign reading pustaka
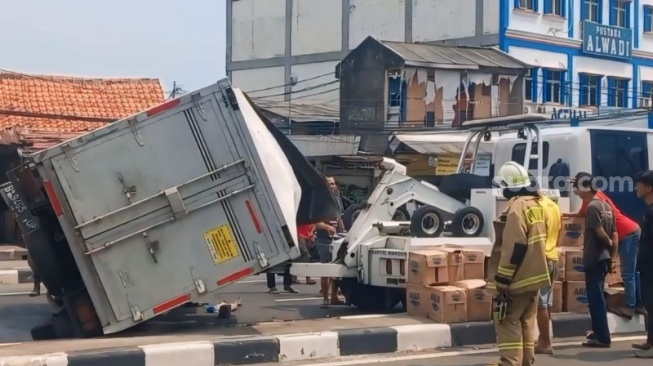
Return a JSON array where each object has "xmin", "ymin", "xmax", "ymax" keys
[{"xmin": 582, "ymin": 21, "xmax": 633, "ymax": 60}]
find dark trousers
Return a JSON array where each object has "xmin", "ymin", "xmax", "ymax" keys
[
  {"xmin": 267, "ymin": 271, "xmax": 291, "ymax": 289},
  {"xmin": 585, "ymin": 260, "xmax": 611, "ymax": 344},
  {"xmin": 641, "ymin": 268, "xmax": 653, "ymax": 344}
]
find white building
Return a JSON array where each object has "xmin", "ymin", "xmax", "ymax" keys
[
  {"xmin": 227, "ymin": 0, "xmax": 653, "ymax": 112},
  {"xmin": 226, "ymin": 0, "xmax": 500, "ymax": 109}
]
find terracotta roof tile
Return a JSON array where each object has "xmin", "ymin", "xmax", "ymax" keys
[{"xmin": 0, "ymin": 71, "xmax": 166, "ymax": 148}]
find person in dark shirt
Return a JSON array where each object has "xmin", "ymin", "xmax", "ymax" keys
[
  {"xmin": 571, "ymin": 173, "xmax": 617, "ymax": 348},
  {"xmin": 633, "ymin": 170, "xmax": 653, "ymax": 358}
]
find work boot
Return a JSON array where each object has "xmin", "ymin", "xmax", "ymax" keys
[{"xmin": 635, "ymin": 348, "xmax": 653, "ymax": 358}]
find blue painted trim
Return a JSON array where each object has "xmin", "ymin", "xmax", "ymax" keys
[
  {"xmin": 635, "ymin": 0, "xmax": 640, "ymax": 48},
  {"xmin": 568, "ymin": 0, "xmax": 574, "ymax": 38},
  {"xmin": 633, "ymin": 64, "xmax": 639, "ymax": 107},
  {"xmin": 648, "ymin": 112, "xmax": 653, "ymax": 128},
  {"xmin": 504, "ymin": 36, "xmax": 653, "ymax": 67},
  {"xmin": 567, "ymin": 53, "xmax": 574, "ymax": 106},
  {"xmin": 500, "ymin": 0, "xmax": 510, "ymax": 51}
]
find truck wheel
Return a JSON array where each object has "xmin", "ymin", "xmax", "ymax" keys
[
  {"xmin": 410, "ymin": 206, "xmax": 444, "ymax": 238},
  {"xmin": 451, "ymin": 206, "xmax": 484, "ymax": 237},
  {"xmin": 392, "ymin": 206, "xmax": 410, "ymax": 221},
  {"xmin": 343, "ymin": 203, "xmax": 365, "ymax": 231},
  {"xmin": 351, "ymin": 285, "xmax": 400, "ymax": 313}
]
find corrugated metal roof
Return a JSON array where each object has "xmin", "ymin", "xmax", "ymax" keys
[
  {"xmin": 258, "ymin": 102, "xmax": 339, "ymax": 123},
  {"xmin": 380, "ymin": 40, "xmax": 528, "ymax": 70}
]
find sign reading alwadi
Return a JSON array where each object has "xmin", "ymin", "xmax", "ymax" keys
[{"xmin": 582, "ymin": 20, "xmax": 633, "ymax": 60}]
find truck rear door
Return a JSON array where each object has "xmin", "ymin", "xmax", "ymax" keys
[{"xmin": 41, "ymin": 81, "xmax": 294, "ymax": 322}]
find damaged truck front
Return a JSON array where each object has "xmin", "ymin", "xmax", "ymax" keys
[{"xmin": 1, "ymin": 78, "xmax": 337, "ymax": 340}]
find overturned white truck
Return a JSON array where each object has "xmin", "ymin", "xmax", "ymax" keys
[{"xmin": 1, "ymin": 79, "xmax": 338, "ymax": 340}]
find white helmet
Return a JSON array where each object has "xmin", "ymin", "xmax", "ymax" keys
[{"xmin": 496, "ymin": 161, "xmax": 531, "ymax": 189}]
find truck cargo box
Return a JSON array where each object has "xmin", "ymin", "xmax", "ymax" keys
[{"xmin": 2, "ymin": 78, "xmax": 337, "ymax": 338}]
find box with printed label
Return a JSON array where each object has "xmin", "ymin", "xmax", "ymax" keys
[
  {"xmin": 558, "ymin": 217, "xmax": 584, "ymax": 247},
  {"xmin": 563, "ymin": 281, "xmax": 589, "ymax": 313},
  {"xmin": 551, "ymin": 281, "xmax": 563, "ymax": 313},
  {"xmin": 438, "ymin": 247, "xmax": 485, "ymax": 282},
  {"xmin": 453, "ymin": 279, "xmax": 492, "ymax": 321},
  {"xmin": 427, "ymin": 285, "xmax": 468, "ymax": 323},
  {"xmin": 407, "ymin": 250, "xmax": 449, "ymax": 286},
  {"xmin": 405, "ymin": 283, "xmax": 432, "ymax": 317},
  {"xmin": 558, "ymin": 247, "xmax": 584, "ymax": 282}
]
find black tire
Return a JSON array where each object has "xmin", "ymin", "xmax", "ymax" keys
[
  {"xmin": 409, "ymin": 206, "xmax": 444, "ymax": 238},
  {"xmin": 392, "ymin": 206, "xmax": 410, "ymax": 221},
  {"xmin": 343, "ymin": 203, "xmax": 365, "ymax": 231},
  {"xmin": 350, "ymin": 284, "xmax": 400, "ymax": 313},
  {"xmin": 451, "ymin": 206, "xmax": 485, "ymax": 237}
]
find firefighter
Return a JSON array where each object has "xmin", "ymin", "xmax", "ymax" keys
[{"xmin": 487, "ymin": 162, "xmax": 551, "ymax": 366}]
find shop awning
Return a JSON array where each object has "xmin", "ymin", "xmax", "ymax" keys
[{"xmin": 389, "ymin": 132, "xmax": 496, "ymax": 155}]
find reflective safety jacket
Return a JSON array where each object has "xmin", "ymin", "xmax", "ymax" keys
[{"xmin": 487, "ymin": 196, "xmax": 550, "ymax": 294}]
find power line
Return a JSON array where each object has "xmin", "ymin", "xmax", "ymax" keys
[{"xmin": 244, "ymin": 71, "xmax": 336, "ymax": 94}]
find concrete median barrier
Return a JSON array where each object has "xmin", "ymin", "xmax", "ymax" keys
[{"xmin": 0, "ymin": 313, "xmax": 646, "ymax": 366}]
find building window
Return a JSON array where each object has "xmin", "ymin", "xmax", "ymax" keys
[
  {"xmin": 607, "ymin": 77, "xmax": 629, "ymax": 107},
  {"xmin": 525, "ymin": 69, "xmax": 533, "ymax": 101},
  {"xmin": 645, "ymin": 6, "xmax": 653, "ymax": 33},
  {"xmin": 583, "ymin": 0, "xmax": 601, "ymax": 22},
  {"xmin": 545, "ymin": 0, "xmax": 566, "ymax": 16},
  {"xmin": 543, "ymin": 69, "xmax": 565, "ymax": 104},
  {"xmin": 579, "ymin": 74, "xmax": 601, "ymax": 106},
  {"xmin": 515, "ymin": 0, "xmax": 537, "ymax": 11},
  {"xmin": 610, "ymin": 0, "xmax": 630, "ymax": 28},
  {"xmin": 641, "ymin": 81, "xmax": 653, "ymax": 106}
]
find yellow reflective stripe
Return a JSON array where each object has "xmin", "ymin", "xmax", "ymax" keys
[
  {"xmin": 487, "ymin": 282, "xmax": 497, "ymax": 289},
  {"xmin": 528, "ymin": 234, "xmax": 547, "ymax": 244},
  {"xmin": 511, "ymin": 272, "xmax": 551, "ymax": 288},
  {"xmin": 498, "ymin": 342, "xmax": 523, "ymax": 350},
  {"xmin": 523, "ymin": 341, "xmax": 535, "ymax": 349},
  {"xmin": 497, "ymin": 266, "xmax": 515, "ymax": 276}
]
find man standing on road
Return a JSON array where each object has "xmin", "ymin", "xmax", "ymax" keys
[
  {"xmin": 489, "ymin": 162, "xmax": 550, "ymax": 366},
  {"xmin": 565, "ymin": 172, "xmax": 643, "ymax": 317},
  {"xmin": 571, "ymin": 174, "xmax": 616, "ymax": 348},
  {"xmin": 633, "ymin": 170, "xmax": 653, "ymax": 358},
  {"xmin": 314, "ymin": 176, "xmax": 345, "ymax": 308},
  {"xmin": 535, "ymin": 190, "xmax": 562, "ymax": 355}
]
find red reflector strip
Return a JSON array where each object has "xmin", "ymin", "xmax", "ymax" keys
[
  {"xmin": 217, "ymin": 267, "xmax": 254, "ymax": 287},
  {"xmin": 152, "ymin": 293, "xmax": 191, "ymax": 315},
  {"xmin": 43, "ymin": 180, "xmax": 64, "ymax": 217},
  {"xmin": 245, "ymin": 200, "xmax": 263, "ymax": 233},
  {"xmin": 146, "ymin": 98, "xmax": 181, "ymax": 117}
]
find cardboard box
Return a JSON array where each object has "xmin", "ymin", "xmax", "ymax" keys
[
  {"xmin": 453, "ymin": 279, "xmax": 492, "ymax": 321},
  {"xmin": 407, "ymin": 250, "xmax": 449, "ymax": 286},
  {"xmin": 559, "ymin": 217, "xmax": 584, "ymax": 247},
  {"xmin": 438, "ymin": 248, "xmax": 486, "ymax": 281},
  {"xmin": 406, "ymin": 284, "xmax": 431, "ymax": 317},
  {"xmin": 563, "ymin": 281, "xmax": 589, "ymax": 313},
  {"xmin": 551, "ymin": 281, "xmax": 563, "ymax": 313},
  {"xmin": 559, "ymin": 247, "xmax": 585, "ymax": 281},
  {"xmin": 427, "ymin": 285, "xmax": 468, "ymax": 323}
]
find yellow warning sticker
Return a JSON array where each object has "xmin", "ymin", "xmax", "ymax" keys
[{"xmin": 203, "ymin": 224, "xmax": 240, "ymax": 264}]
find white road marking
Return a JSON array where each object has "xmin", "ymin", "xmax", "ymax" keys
[
  {"xmin": 338, "ymin": 314, "xmax": 387, "ymax": 319},
  {"xmin": 292, "ymin": 335, "xmax": 648, "ymax": 366},
  {"xmin": 236, "ymin": 279, "xmax": 267, "ymax": 284},
  {"xmin": 274, "ymin": 297, "xmax": 323, "ymax": 302},
  {"xmin": 0, "ymin": 343, "xmax": 21, "ymax": 347}
]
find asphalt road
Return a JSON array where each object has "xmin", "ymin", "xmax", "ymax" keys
[
  {"xmin": 277, "ymin": 337, "xmax": 651, "ymax": 366},
  {"xmin": 0, "ymin": 273, "xmax": 377, "ymax": 343}
]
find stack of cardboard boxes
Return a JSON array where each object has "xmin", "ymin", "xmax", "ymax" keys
[
  {"xmin": 555, "ymin": 217, "xmax": 623, "ymax": 314},
  {"xmin": 406, "ymin": 247, "xmax": 491, "ymax": 323}
]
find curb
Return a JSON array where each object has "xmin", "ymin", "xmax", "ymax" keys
[
  {"xmin": 0, "ymin": 312, "xmax": 646, "ymax": 366},
  {"xmin": 0, "ymin": 248, "xmax": 27, "ymax": 262},
  {"xmin": 0, "ymin": 268, "xmax": 34, "ymax": 285}
]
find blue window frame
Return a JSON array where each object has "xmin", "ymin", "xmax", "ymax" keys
[
  {"xmin": 607, "ymin": 77, "xmax": 629, "ymax": 107},
  {"xmin": 514, "ymin": 0, "xmax": 538, "ymax": 11},
  {"xmin": 641, "ymin": 81, "xmax": 653, "ymax": 106},
  {"xmin": 542, "ymin": 69, "xmax": 566, "ymax": 104},
  {"xmin": 645, "ymin": 6, "xmax": 653, "ymax": 32},
  {"xmin": 544, "ymin": 0, "xmax": 567, "ymax": 17},
  {"xmin": 610, "ymin": 0, "xmax": 631, "ymax": 28},
  {"xmin": 524, "ymin": 68, "xmax": 539, "ymax": 101},
  {"xmin": 579, "ymin": 74, "xmax": 602, "ymax": 106},
  {"xmin": 581, "ymin": 0, "xmax": 601, "ymax": 23}
]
